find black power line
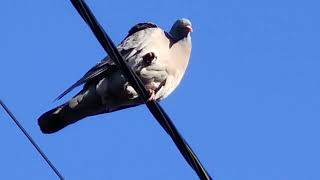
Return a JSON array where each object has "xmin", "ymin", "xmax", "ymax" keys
[
  {"xmin": 0, "ymin": 99, "xmax": 64, "ymax": 180},
  {"xmin": 70, "ymin": 0, "xmax": 212, "ymax": 179}
]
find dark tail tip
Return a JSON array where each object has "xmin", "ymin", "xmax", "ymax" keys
[{"xmin": 38, "ymin": 108, "xmax": 67, "ymax": 134}]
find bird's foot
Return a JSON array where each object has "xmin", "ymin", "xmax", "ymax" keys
[
  {"xmin": 143, "ymin": 52, "xmax": 157, "ymax": 65},
  {"xmin": 125, "ymin": 84, "xmax": 139, "ymax": 99},
  {"xmin": 147, "ymin": 89, "xmax": 157, "ymax": 101}
]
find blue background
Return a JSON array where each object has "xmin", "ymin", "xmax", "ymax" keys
[{"xmin": 1, "ymin": 0, "xmax": 319, "ymax": 179}]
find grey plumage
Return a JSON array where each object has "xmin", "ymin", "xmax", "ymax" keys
[{"xmin": 38, "ymin": 18, "xmax": 192, "ymax": 134}]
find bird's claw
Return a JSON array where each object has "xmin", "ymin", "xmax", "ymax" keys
[
  {"xmin": 147, "ymin": 89, "xmax": 156, "ymax": 101},
  {"xmin": 125, "ymin": 84, "xmax": 139, "ymax": 99}
]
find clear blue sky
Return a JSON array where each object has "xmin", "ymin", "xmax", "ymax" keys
[{"xmin": 1, "ymin": 0, "xmax": 319, "ymax": 179}]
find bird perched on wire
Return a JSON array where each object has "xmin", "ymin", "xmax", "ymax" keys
[{"xmin": 38, "ymin": 18, "xmax": 193, "ymax": 134}]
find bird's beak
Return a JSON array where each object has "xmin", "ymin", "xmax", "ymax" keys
[{"xmin": 185, "ymin": 25, "xmax": 193, "ymax": 32}]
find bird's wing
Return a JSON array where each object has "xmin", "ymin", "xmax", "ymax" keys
[{"xmin": 55, "ymin": 22, "xmax": 159, "ymax": 100}]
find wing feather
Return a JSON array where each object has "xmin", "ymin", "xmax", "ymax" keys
[{"xmin": 55, "ymin": 22, "xmax": 159, "ymax": 100}]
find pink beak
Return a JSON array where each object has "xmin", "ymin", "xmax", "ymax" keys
[{"xmin": 185, "ymin": 25, "xmax": 193, "ymax": 32}]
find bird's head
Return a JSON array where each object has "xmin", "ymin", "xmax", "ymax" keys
[{"xmin": 170, "ymin": 18, "xmax": 192, "ymax": 41}]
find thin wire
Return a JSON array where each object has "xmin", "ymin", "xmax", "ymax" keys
[
  {"xmin": 70, "ymin": 0, "xmax": 212, "ymax": 179},
  {"xmin": 0, "ymin": 99, "xmax": 64, "ymax": 180}
]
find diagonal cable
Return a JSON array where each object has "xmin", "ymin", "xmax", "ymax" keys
[
  {"xmin": 0, "ymin": 99, "xmax": 64, "ymax": 180},
  {"xmin": 70, "ymin": 0, "xmax": 212, "ymax": 179}
]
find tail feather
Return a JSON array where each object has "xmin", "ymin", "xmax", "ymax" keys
[
  {"xmin": 38, "ymin": 108, "xmax": 66, "ymax": 134},
  {"xmin": 38, "ymin": 85, "xmax": 142, "ymax": 134},
  {"xmin": 38, "ymin": 86, "xmax": 107, "ymax": 134},
  {"xmin": 38, "ymin": 104, "xmax": 86, "ymax": 134}
]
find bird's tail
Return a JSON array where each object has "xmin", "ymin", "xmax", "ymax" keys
[
  {"xmin": 38, "ymin": 104, "xmax": 86, "ymax": 134},
  {"xmin": 38, "ymin": 85, "xmax": 142, "ymax": 134},
  {"xmin": 38, "ymin": 88, "xmax": 104, "ymax": 134}
]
